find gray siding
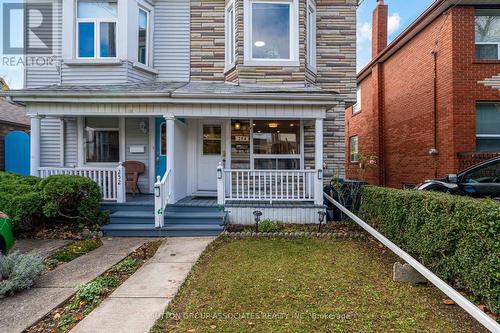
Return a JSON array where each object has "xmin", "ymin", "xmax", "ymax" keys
[
  {"xmin": 126, "ymin": 62, "xmax": 156, "ymax": 82},
  {"xmin": 154, "ymin": 0, "xmax": 190, "ymax": 81},
  {"xmin": 125, "ymin": 118, "xmax": 151, "ymax": 192},
  {"xmin": 63, "ymin": 118, "xmax": 78, "ymax": 166},
  {"xmin": 61, "ymin": 65, "xmax": 128, "ymax": 85},
  {"xmin": 40, "ymin": 117, "xmax": 62, "ymax": 167}
]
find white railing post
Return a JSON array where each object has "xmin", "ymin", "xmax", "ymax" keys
[
  {"xmin": 314, "ymin": 118, "xmax": 324, "ymax": 206},
  {"xmin": 30, "ymin": 115, "xmax": 42, "ymax": 176},
  {"xmin": 217, "ymin": 162, "xmax": 225, "ymax": 205},
  {"xmin": 116, "ymin": 162, "xmax": 126, "ymax": 203},
  {"xmin": 154, "ymin": 176, "xmax": 164, "ymax": 228}
]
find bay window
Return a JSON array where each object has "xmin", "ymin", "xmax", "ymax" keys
[
  {"xmin": 476, "ymin": 103, "xmax": 500, "ymax": 152},
  {"xmin": 306, "ymin": 0, "xmax": 316, "ymax": 69},
  {"xmin": 77, "ymin": 0, "xmax": 117, "ymax": 58},
  {"xmin": 475, "ymin": 13, "xmax": 500, "ymax": 60},
  {"xmin": 252, "ymin": 120, "xmax": 301, "ymax": 170},
  {"xmin": 138, "ymin": 7, "xmax": 149, "ymax": 65},
  {"xmin": 244, "ymin": 0, "xmax": 299, "ymax": 66},
  {"xmin": 225, "ymin": 0, "xmax": 236, "ymax": 68},
  {"xmin": 85, "ymin": 117, "xmax": 120, "ymax": 163}
]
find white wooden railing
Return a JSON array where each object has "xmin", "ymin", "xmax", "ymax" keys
[
  {"xmin": 217, "ymin": 163, "xmax": 320, "ymax": 204},
  {"xmin": 38, "ymin": 163, "xmax": 126, "ymax": 202},
  {"xmin": 154, "ymin": 168, "xmax": 172, "ymax": 228}
]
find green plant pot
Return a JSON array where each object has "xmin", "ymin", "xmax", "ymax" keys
[{"xmin": 0, "ymin": 212, "xmax": 15, "ymax": 254}]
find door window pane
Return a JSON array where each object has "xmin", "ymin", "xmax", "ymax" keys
[
  {"xmin": 160, "ymin": 122, "xmax": 167, "ymax": 155},
  {"xmin": 203, "ymin": 125, "xmax": 222, "ymax": 155},
  {"xmin": 100, "ymin": 22, "xmax": 116, "ymax": 57},
  {"xmin": 475, "ymin": 15, "xmax": 500, "ymax": 60},
  {"xmin": 138, "ymin": 8, "xmax": 148, "ymax": 65},
  {"xmin": 251, "ymin": 3, "xmax": 290, "ymax": 59},
  {"xmin": 78, "ymin": 22, "xmax": 95, "ymax": 58}
]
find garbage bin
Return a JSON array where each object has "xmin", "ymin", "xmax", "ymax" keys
[{"xmin": 324, "ymin": 179, "xmax": 367, "ymax": 221}]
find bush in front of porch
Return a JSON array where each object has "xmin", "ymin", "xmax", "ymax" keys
[{"xmin": 0, "ymin": 172, "xmax": 103, "ymax": 230}]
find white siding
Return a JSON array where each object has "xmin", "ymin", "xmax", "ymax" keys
[
  {"xmin": 63, "ymin": 118, "xmax": 78, "ymax": 166},
  {"xmin": 125, "ymin": 118, "xmax": 151, "ymax": 192},
  {"xmin": 61, "ymin": 65, "xmax": 128, "ymax": 85},
  {"xmin": 126, "ymin": 62, "xmax": 157, "ymax": 82},
  {"xmin": 154, "ymin": 0, "xmax": 190, "ymax": 81},
  {"xmin": 226, "ymin": 206, "xmax": 323, "ymax": 224},
  {"xmin": 40, "ymin": 117, "xmax": 62, "ymax": 166}
]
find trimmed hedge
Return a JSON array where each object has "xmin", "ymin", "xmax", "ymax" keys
[
  {"xmin": 0, "ymin": 173, "xmax": 102, "ymax": 229},
  {"xmin": 360, "ymin": 186, "xmax": 500, "ymax": 313}
]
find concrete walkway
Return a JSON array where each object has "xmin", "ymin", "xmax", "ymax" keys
[
  {"xmin": 12, "ymin": 239, "xmax": 72, "ymax": 259},
  {"xmin": 70, "ymin": 237, "xmax": 215, "ymax": 333},
  {"xmin": 0, "ymin": 238, "xmax": 147, "ymax": 333}
]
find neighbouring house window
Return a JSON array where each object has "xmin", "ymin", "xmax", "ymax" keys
[
  {"xmin": 244, "ymin": 0, "xmax": 298, "ymax": 65},
  {"xmin": 225, "ymin": 0, "xmax": 236, "ymax": 68},
  {"xmin": 138, "ymin": 7, "xmax": 149, "ymax": 65},
  {"xmin": 203, "ymin": 125, "xmax": 222, "ymax": 155},
  {"xmin": 475, "ymin": 13, "xmax": 500, "ymax": 60},
  {"xmin": 77, "ymin": 0, "xmax": 117, "ymax": 58},
  {"xmin": 353, "ymin": 85, "xmax": 361, "ymax": 114},
  {"xmin": 350, "ymin": 136, "xmax": 359, "ymax": 163},
  {"xmin": 476, "ymin": 103, "xmax": 500, "ymax": 152},
  {"xmin": 306, "ymin": 1, "xmax": 316, "ymax": 69},
  {"xmin": 85, "ymin": 117, "xmax": 120, "ymax": 163},
  {"xmin": 253, "ymin": 120, "xmax": 301, "ymax": 170}
]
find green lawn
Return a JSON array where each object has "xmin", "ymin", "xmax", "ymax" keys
[{"xmin": 152, "ymin": 237, "xmax": 486, "ymax": 333}]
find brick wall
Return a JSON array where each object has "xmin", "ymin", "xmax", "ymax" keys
[{"xmin": 345, "ymin": 6, "xmax": 500, "ymax": 188}]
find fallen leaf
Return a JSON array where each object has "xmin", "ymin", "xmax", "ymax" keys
[
  {"xmin": 53, "ymin": 313, "xmax": 61, "ymax": 319},
  {"xmin": 443, "ymin": 299, "xmax": 455, "ymax": 305},
  {"xmin": 210, "ymin": 325, "xmax": 217, "ymax": 329},
  {"xmin": 477, "ymin": 304, "xmax": 487, "ymax": 312}
]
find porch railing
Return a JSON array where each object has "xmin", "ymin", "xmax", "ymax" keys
[
  {"xmin": 457, "ymin": 152, "xmax": 500, "ymax": 170},
  {"xmin": 38, "ymin": 164, "xmax": 126, "ymax": 202},
  {"xmin": 217, "ymin": 164, "xmax": 319, "ymax": 204},
  {"xmin": 154, "ymin": 168, "xmax": 172, "ymax": 228}
]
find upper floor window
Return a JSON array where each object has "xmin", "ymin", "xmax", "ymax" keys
[
  {"xmin": 475, "ymin": 13, "xmax": 500, "ymax": 60},
  {"xmin": 77, "ymin": 0, "xmax": 117, "ymax": 59},
  {"xmin": 353, "ymin": 85, "xmax": 361, "ymax": 114},
  {"xmin": 476, "ymin": 103, "xmax": 500, "ymax": 152},
  {"xmin": 225, "ymin": 0, "xmax": 236, "ymax": 69},
  {"xmin": 138, "ymin": 7, "xmax": 149, "ymax": 65},
  {"xmin": 244, "ymin": 0, "xmax": 299, "ymax": 66},
  {"xmin": 349, "ymin": 136, "xmax": 359, "ymax": 163},
  {"xmin": 306, "ymin": 1, "xmax": 316, "ymax": 69}
]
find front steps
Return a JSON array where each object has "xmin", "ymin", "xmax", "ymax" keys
[{"xmin": 100, "ymin": 203, "xmax": 225, "ymax": 237}]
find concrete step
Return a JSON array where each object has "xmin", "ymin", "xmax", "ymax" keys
[
  {"xmin": 100, "ymin": 223, "xmax": 223, "ymax": 237},
  {"xmin": 109, "ymin": 211, "xmax": 225, "ymax": 225}
]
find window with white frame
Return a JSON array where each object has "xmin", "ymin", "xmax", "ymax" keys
[
  {"xmin": 353, "ymin": 85, "xmax": 361, "ymax": 114},
  {"xmin": 252, "ymin": 120, "xmax": 301, "ymax": 170},
  {"xmin": 306, "ymin": 1, "xmax": 316, "ymax": 69},
  {"xmin": 475, "ymin": 13, "xmax": 500, "ymax": 60},
  {"xmin": 138, "ymin": 7, "xmax": 150, "ymax": 65},
  {"xmin": 349, "ymin": 136, "xmax": 359, "ymax": 163},
  {"xmin": 225, "ymin": 0, "xmax": 236, "ymax": 68},
  {"xmin": 244, "ymin": 0, "xmax": 298, "ymax": 65},
  {"xmin": 84, "ymin": 117, "xmax": 120, "ymax": 163},
  {"xmin": 476, "ymin": 103, "xmax": 500, "ymax": 152},
  {"xmin": 77, "ymin": 0, "xmax": 117, "ymax": 58}
]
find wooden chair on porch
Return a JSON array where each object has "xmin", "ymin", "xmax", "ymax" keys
[{"xmin": 123, "ymin": 161, "xmax": 145, "ymax": 195}]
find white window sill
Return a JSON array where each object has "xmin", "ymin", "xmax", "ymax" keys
[
  {"xmin": 63, "ymin": 59, "xmax": 123, "ymax": 66},
  {"xmin": 224, "ymin": 62, "xmax": 237, "ymax": 74},
  {"xmin": 243, "ymin": 59, "xmax": 300, "ymax": 67},
  {"xmin": 132, "ymin": 62, "xmax": 159, "ymax": 75}
]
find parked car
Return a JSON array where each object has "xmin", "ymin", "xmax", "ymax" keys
[
  {"xmin": 417, "ymin": 157, "xmax": 500, "ymax": 199},
  {"xmin": 0, "ymin": 212, "xmax": 14, "ymax": 254}
]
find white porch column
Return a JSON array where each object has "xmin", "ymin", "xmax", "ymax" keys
[
  {"xmin": 30, "ymin": 115, "xmax": 42, "ymax": 176},
  {"xmin": 165, "ymin": 115, "xmax": 175, "ymax": 203},
  {"xmin": 314, "ymin": 118, "xmax": 324, "ymax": 205}
]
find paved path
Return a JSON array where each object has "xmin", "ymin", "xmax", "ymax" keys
[
  {"xmin": 12, "ymin": 239, "xmax": 71, "ymax": 259},
  {"xmin": 70, "ymin": 237, "xmax": 215, "ymax": 333},
  {"xmin": 0, "ymin": 238, "xmax": 147, "ymax": 333}
]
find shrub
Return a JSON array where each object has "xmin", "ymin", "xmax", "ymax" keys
[
  {"xmin": 258, "ymin": 219, "xmax": 284, "ymax": 233},
  {"xmin": 38, "ymin": 175, "xmax": 102, "ymax": 224},
  {"xmin": 78, "ymin": 276, "xmax": 118, "ymax": 304},
  {"xmin": 111, "ymin": 257, "xmax": 138, "ymax": 274},
  {"xmin": 360, "ymin": 186, "xmax": 500, "ymax": 312},
  {"xmin": 0, "ymin": 251, "xmax": 45, "ymax": 297}
]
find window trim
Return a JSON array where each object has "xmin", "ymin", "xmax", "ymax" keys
[
  {"xmin": 225, "ymin": 0, "xmax": 236, "ymax": 71},
  {"xmin": 475, "ymin": 42, "xmax": 500, "ymax": 60},
  {"xmin": 475, "ymin": 12, "xmax": 500, "ymax": 61},
  {"xmin": 243, "ymin": 0, "xmax": 300, "ymax": 67},
  {"xmin": 137, "ymin": 6, "xmax": 150, "ymax": 66},
  {"xmin": 353, "ymin": 86, "xmax": 361, "ymax": 114},
  {"xmin": 349, "ymin": 135, "xmax": 359, "ymax": 163},
  {"xmin": 75, "ymin": 0, "xmax": 118, "ymax": 60},
  {"xmin": 306, "ymin": 0, "xmax": 316, "ymax": 71}
]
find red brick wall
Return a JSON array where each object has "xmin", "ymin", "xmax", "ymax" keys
[{"xmin": 345, "ymin": 6, "xmax": 500, "ymax": 188}]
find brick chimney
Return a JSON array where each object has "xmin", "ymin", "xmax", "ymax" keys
[{"xmin": 372, "ymin": 0, "xmax": 388, "ymax": 58}]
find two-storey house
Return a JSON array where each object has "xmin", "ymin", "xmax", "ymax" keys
[
  {"xmin": 346, "ymin": 0, "xmax": 500, "ymax": 189},
  {"xmin": 6, "ymin": 0, "xmax": 356, "ymax": 235}
]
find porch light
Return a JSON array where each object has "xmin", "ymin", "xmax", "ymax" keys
[
  {"xmin": 268, "ymin": 122, "xmax": 279, "ymax": 128},
  {"xmin": 253, "ymin": 210, "xmax": 262, "ymax": 233},
  {"xmin": 254, "ymin": 41, "xmax": 265, "ymax": 47},
  {"xmin": 234, "ymin": 121, "xmax": 241, "ymax": 130},
  {"xmin": 317, "ymin": 169, "xmax": 323, "ymax": 180}
]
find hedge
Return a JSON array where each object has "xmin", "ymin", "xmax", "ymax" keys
[
  {"xmin": 0, "ymin": 173, "xmax": 102, "ymax": 229},
  {"xmin": 360, "ymin": 186, "xmax": 500, "ymax": 313}
]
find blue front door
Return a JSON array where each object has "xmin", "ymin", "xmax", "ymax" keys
[{"xmin": 155, "ymin": 118, "xmax": 167, "ymax": 177}]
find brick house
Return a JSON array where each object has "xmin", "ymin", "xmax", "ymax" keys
[{"xmin": 345, "ymin": 0, "xmax": 500, "ymax": 188}]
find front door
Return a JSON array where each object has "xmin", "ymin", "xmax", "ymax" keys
[
  {"xmin": 155, "ymin": 118, "xmax": 167, "ymax": 177},
  {"xmin": 197, "ymin": 121, "xmax": 224, "ymax": 193}
]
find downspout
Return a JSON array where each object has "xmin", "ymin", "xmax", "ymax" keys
[{"xmin": 430, "ymin": 50, "xmax": 439, "ymax": 178}]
